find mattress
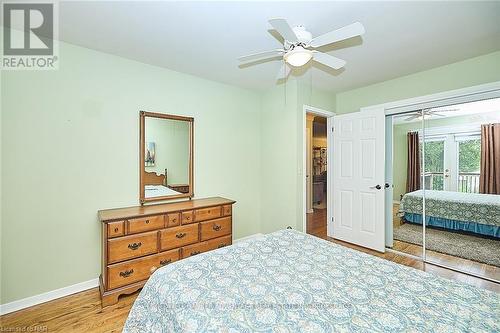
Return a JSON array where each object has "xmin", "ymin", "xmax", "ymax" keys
[
  {"xmin": 144, "ymin": 185, "xmax": 181, "ymax": 198},
  {"xmin": 123, "ymin": 230, "xmax": 499, "ymax": 332},
  {"xmin": 400, "ymin": 190, "xmax": 500, "ymax": 227}
]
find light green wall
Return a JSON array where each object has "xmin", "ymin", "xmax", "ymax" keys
[
  {"xmin": 0, "ymin": 41, "xmax": 263, "ymax": 303},
  {"xmin": 336, "ymin": 51, "xmax": 500, "ymax": 114},
  {"xmin": 259, "ymin": 80, "xmax": 336, "ymax": 234},
  {"xmin": 144, "ymin": 117, "xmax": 190, "ymax": 184}
]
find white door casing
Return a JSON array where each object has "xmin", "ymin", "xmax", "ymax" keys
[
  {"xmin": 306, "ymin": 127, "xmax": 312, "ymax": 213},
  {"xmin": 333, "ymin": 110, "xmax": 385, "ymax": 252}
]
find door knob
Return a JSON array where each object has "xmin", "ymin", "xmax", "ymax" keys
[
  {"xmin": 385, "ymin": 183, "xmax": 390, "ymax": 188},
  {"xmin": 370, "ymin": 185, "xmax": 382, "ymax": 190}
]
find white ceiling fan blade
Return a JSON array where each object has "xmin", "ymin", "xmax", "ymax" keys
[
  {"xmin": 268, "ymin": 18, "xmax": 299, "ymax": 43},
  {"xmin": 310, "ymin": 22, "xmax": 365, "ymax": 48},
  {"xmin": 431, "ymin": 113, "xmax": 446, "ymax": 117},
  {"xmin": 429, "ymin": 108, "xmax": 459, "ymax": 113},
  {"xmin": 276, "ymin": 62, "xmax": 291, "ymax": 81},
  {"xmin": 312, "ymin": 52, "xmax": 346, "ymax": 70},
  {"xmin": 405, "ymin": 114, "xmax": 421, "ymax": 121},
  {"xmin": 238, "ymin": 49, "xmax": 283, "ymax": 63}
]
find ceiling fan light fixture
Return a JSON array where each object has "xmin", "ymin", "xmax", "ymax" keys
[{"xmin": 284, "ymin": 46, "xmax": 312, "ymax": 67}]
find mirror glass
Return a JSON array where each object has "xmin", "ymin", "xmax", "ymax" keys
[
  {"xmin": 386, "ymin": 110, "xmax": 424, "ymax": 258},
  {"xmin": 140, "ymin": 112, "xmax": 193, "ymax": 202},
  {"xmin": 423, "ymin": 98, "xmax": 500, "ymax": 282}
]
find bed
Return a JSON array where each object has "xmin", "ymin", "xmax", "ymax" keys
[
  {"xmin": 124, "ymin": 230, "xmax": 499, "ymax": 332},
  {"xmin": 399, "ymin": 190, "xmax": 500, "ymax": 238},
  {"xmin": 143, "ymin": 171, "xmax": 182, "ymax": 198},
  {"xmin": 145, "ymin": 185, "xmax": 182, "ymax": 198}
]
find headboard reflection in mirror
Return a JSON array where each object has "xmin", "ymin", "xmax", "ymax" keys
[{"xmin": 140, "ymin": 111, "xmax": 193, "ymax": 203}]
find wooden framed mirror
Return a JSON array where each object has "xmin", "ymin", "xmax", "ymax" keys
[{"xmin": 140, "ymin": 111, "xmax": 194, "ymax": 203}]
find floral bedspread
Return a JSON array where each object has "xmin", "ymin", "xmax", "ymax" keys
[
  {"xmin": 400, "ymin": 190, "xmax": 500, "ymax": 226},
  {"xmin": 124, "ymin": 230, "xmax": 499, "ymax": 333}
]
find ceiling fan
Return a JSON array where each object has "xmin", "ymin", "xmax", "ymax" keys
[
  {"xmin": 238, "ymin": 18, "xmax": 365, "ymax": 80},
  {"xmin": 404, "ymin": 108, "xmax": 459, "ymax": 121}
]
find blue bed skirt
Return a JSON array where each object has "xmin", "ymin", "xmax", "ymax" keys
[{"xmin": 404, "ymin": 213, "xmax": 500, "ymax": 239}]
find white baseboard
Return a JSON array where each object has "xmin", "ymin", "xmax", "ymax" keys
[
  {"xmin": 0, "ymin": 278, "xmax": 99, "ymax": 316},
  {"xmin": 234, "ymin": 233, "xmax": 264, "ymax": 243}
]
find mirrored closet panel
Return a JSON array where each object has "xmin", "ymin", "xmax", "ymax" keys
[
  {"xmin": 387, "ymin": 98, "xmax": 500, "ymax": 283},
  {"xmin": 423, "ymin": 99, "xmax": 500, "ymax": 282},
  {"xmin": 387, "ymin": 111, "xmax": 424, "ymax": 259}
]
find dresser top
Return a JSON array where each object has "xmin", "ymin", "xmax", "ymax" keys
[{"xmin": 98, "ymin": 197, "xmax": 235, "ymax": 222}]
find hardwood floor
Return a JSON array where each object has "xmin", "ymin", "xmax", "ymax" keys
[
  {"xmin": 306, "ymin": 208, "xmax": 500, "ymax": 292},
  {"xmin": 2, "ymin": 213, "xmax": 498, "ymax": 332},
  {"xmin": 0, "ymin": 288, "xmax": 138, "ymax": 332}
]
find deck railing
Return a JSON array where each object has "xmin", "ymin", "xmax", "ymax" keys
[
  {"xmin": 423, "ymin": 172, "xmax": 480, "ymax": 193},
  {"xmin": 458, "ymin": 172, "xmax": 480, "ymax": 193}
]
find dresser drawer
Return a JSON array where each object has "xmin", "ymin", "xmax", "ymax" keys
[
  {"xmin": 127, "ymin": 215, "xmax": 164, "ymax": 234},
  {"xmin": 181, "ymin": 210, "xmax": 194, "ymax": 224},
  {"xmin": 181, "ymin": 241, "xmax": 212, "ymax": 258},
  {"xmin": 222, "ymin": 205, "xmax": 232, "ymax": 217},
  {"xmin": 200, "ymin": 217, "xmax": 231, "ymax": 241},
  {"xmin": 107, "ymin": 249, "xmax": 180, "ymax": 290},
  {"xmin": 160, "ymin": 223, "xmax": 199, "ymax": 251},
  {"xmin": 107, "ymin": 221, "xmax": 125, "ymax": 238},
  {"xmin": 107, "ymin": 231, "xmax": 158, "ymax": 264},
  {"xmin": 207, "ymin": 235, "xmax": 232, "ymax": 250},
  {"xmin": 166, "ymin": 213, "xmax": 180, "ymax": 228},
  {"xmin": 194, "ymin": 206, "xmax": 221, "ymax": 222}
]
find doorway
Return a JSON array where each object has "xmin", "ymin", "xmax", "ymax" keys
[{"xmin": 302, "ymin": 105, "xmax": 334, "ymax": 239}]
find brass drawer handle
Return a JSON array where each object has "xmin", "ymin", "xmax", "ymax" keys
[
  {"xmin": 176, "ymin": 232, "xmax": 186, "ymax": 239},
  {"xmin": 218, "ymin": 243, "xmax": 226, "ymax": 248},
  {"xmin": 145, "ymin": 219, "xmax": 150, "ymax": 224},
  {"xmin": 128, "ymin": 242, "xmax": 142, "ymax": 250},
  {"xmin": 191, "ymin": 251, "xmax": 201, "ymax": 256},
  {"xmin": 160, "ymin": 259, "xmax": 172, "ymax": 266},
  {"xmin": 213, "ymin": 224, "xmax": 221, "ymax": 231},
  {"xmin": 114, "ymin": 227, "xmax": 119, "ymax": 233},
  {"xmin": 119, "ymin": 269, "xmax": 134, "ymax": 278},
  {"xmin": 207, "ymin": 210, "xmax": 211, "ymax": 214},
  {"xmin": 185, "ymin": 216, "xmax": 191, "ymax": 220},
  {"xmin": 172, "ymin": 218, "xmax": 177, "ymax": 222}
]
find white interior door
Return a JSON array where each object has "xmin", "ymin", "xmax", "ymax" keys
[{"xmin": 333, "ymin": 109, "xmax": 385, "ymax": 252}]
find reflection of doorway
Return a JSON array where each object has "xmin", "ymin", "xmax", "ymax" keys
[
  {"xmin": 307, "ymin": 114, "xmax": 327, "ymax": 237},
  {"xmin": 422, "ymin": 135, "xmax": 481, "ymax": 193},
  {"xmin": 303, "ymin": 106, "xmax": 334, "ymax": 239}
]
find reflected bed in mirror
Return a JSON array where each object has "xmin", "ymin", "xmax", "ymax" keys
[{"xmin": 140, "ymin": 111, "xmax": 193, "ymax": 203}]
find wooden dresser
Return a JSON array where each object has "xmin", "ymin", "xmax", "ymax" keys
[{"xmin": 98, "ymin": 197, "xmax": 235, "ymax": 306}]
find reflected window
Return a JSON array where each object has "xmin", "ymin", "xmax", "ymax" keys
[{"xmin": 458, "ymin": 138, "xmax": 481, "ymax": 193}]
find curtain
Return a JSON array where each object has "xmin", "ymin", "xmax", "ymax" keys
[
  {"xmin": 480, "ymin": 123, "xmax": 500, "ymax": 194},
  {"xmin": 406, "ymin": 131, "xmax": 421, "ymax": 193}
]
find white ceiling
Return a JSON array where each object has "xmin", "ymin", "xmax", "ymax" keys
[{"xmin": 53, "ymin": 1, "xmax": 500, "ymax": 92}]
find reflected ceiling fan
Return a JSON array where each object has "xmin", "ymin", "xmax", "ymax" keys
[
  {"xmin": 238, "ymin": 18, "xmax": 365, "ymax": 80},
  {"xmin": 404, "ymin": 108, "xmax": 459, "ymax": 121}
]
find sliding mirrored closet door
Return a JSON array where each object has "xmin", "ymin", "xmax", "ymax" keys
[
  {"xmin": 386, "ymin": 111, "xmax": 424, "ymax": 259},
  {"xmin": 387, "ymin": 98, "xmax": 500, "ymax": 283},
  {"xmin": 423, "ymin": 99, "xmax": 500, "ymax": 282}
]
